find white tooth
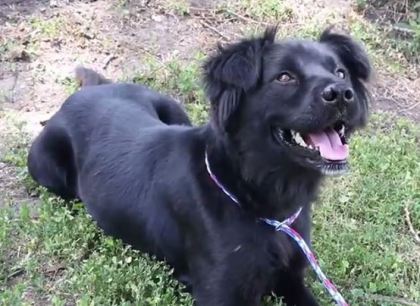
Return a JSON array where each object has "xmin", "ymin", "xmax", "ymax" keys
[
  {"xmin": 339, "ymin": 125, "xmax": 345, "ymax": 137},
  {"xmin": 295, "ymin": 133, "xmax": 307, "ymax": 147},
  {"xmin": 290, "ymin": 130, "xmax": 307, "ymax": 147}
]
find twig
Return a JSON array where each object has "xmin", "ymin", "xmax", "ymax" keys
[
  {"xmin": 138, "ymin": 46, "xmax": 166, "ymax": 67},
  {"xmin": 377, "ymin": 97, "xmax": 404, "ymax": 108},
  {"xmin": 6, "ymin": 268, "xmax": 25, "ymax": 280},
  {"xmin": 199, "ymin": 19, "xmax": 230, "ymax": 41},
  {"xmin": 45, "ymin": 264, "xmax": 66, "ymax": 275},
  {"xmin": 189, "ymin": 6, "xmax": 214, "ymax": 12},
  {"xmin": 393, "ymin": 24, "xmax": 415, "ymax": 36},
  {"xmin": 6, "ymin": 70, "xmax": 19, "ymax": 104},
  {"xmin": 102, "ymin": 54, "xmax": 117, "ymax": 70},
  {"xmin": 367, "ymin": 293, "xmax": 420, "ymax": 306},
  {"xmin": 126, "ymin": 47, "xmax": 169, "ymax": 83},
  {"xmin": 225, "ymin": 9, "xmax": 271, "ymax": 26},
  {"xmin": 403, "ymin": 101, "xmax": 420, "ymax": 111},
  {"xmin": 190, "ymin": 6, "xmax": 215, "ymax": 14},
  {"xmin": 404, "ymin": 202, "xmax": 420, "ymax": 245}
]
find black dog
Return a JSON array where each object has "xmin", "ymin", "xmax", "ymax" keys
[{"xmin": 28, "ymin": 28, "xmax": 371, "ymax": 306}]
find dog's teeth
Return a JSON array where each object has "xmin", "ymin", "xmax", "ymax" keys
[
  {"xmin": 277, "ymin": 130, "xmax": 283, "ymax": 139},
  {"xmin": 339, "ymin": 125, "xmax": 345, "ymax": 137},
  {"xmin": 290, "ymin": 130, "xmax": 307, "ymax": 147},
  {"xmin": 295, "ymin": 134, "xmax": 307, "ymax": 147}
]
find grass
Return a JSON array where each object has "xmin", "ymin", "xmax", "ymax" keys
[
  {"xmin": 355, "ymin": 0, "xmax": 420, "ymax": 64},
  {"xmin": 236, "ymin": 0, "xmax": 294, "ymax": 22},
  {"xmin": 0, "ymin": 198, "xmax": 193, "ymax": 305},
  {"xmin": 1, "ymin": 0, "xmax": 419, "ymax": 305},
  {"xmin": 182, "ymin": 0, "xmax": 418, "ymax": 73},
  {"xmin": 0, "ymin": 112, "xmax": 418, "ymax": 305},
  {"xmin": 0, "ymin": 121, "xmax": 193, "ymax": 305},
  {"xmin": 129, "ymin": 54, "xmax": 209, "ymax": 125},
  {"xmin": 311, "ymin": 114, "xmax": 420, "ymax": 305},
  {"xmin": 29, "ymin": 17, "xmax": 63, "ymax": 40}
]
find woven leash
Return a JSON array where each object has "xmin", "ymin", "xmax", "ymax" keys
[{"xmin": 204, "ymin": 151, "xmax": 349, "ymax": 306}]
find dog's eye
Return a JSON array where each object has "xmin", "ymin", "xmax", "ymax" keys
[
  {"xmin": 276, "ymin": 72, "xmax": 296, "ymax": 84},
  {"xmin": 336, "ymin": 68, "xmax": 346, "ymax": 79}
]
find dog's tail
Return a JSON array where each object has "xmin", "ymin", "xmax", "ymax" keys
[{"xmin": 75, "ymin": 66, "xmax": 112, "ymax": 87}]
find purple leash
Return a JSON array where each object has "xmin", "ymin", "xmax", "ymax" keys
[{"xmin": 205, "ymin": 151, "xmax": 349, "ymax": 306}]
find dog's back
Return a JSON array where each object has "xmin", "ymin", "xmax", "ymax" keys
[{"xmin": 28, "ymin": 68, "xmax": 192, "ymax": 200}]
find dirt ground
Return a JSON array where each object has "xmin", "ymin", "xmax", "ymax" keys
[{"xmin": 0, "ymin": 0, "xmax": 419, "ymax": 209}]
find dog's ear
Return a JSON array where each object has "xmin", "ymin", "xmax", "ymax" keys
[
  {"xmin": 320, "ymin": 28, "xmax": 371, "ymax": 81},
  {"xmin": 204, "ymin": 27, "xmax": 277, "ymax": 132}
]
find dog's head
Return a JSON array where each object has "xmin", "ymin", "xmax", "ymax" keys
[{"xmin": 204, "ymin": 27, "xmax": 371, "ymax": 176}]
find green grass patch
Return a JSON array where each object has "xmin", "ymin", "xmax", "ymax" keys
[
  {"xmin": 218, "ymin": 0, "xmax": 415, "ymax": 73},
  {"xmin": 0, "ymin": 117, "xmax": 192, "ymax": 305},
  {"xmin": 129, "ymin": 55, "xmax": 209, "ymax": 125},
  {"xmin": 1, "ymin": 0, "xmax": 419, "ymax": 304},
  {"xmin": 59, "ymin": 76, "xmax": 80, "ymax": 96},
  {"xmin": 354, "ymin": 0, "xmax": 420, "ymax": 64},
  {"xmin": 0, "ymin": 194, "xmax": 193, "ymax": 305},
  {"xmin": 311, "ymin": 114, "xmax": 420, "ymax": 305},
  {"xmin": 30, "ymin": 17, "xmax": 63, "ymax": 40},
  {"xmin": 0, "ymin": 108, "xmax": 419, "ymax": 305},
  {"xmin": 235, "ymin": 0, "xmax": 294, "ymax": 22}
]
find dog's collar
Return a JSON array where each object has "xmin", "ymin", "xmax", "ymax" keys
[{"xmin": 204, "ymin": 150, "xmax": 349, "ymax": 306}]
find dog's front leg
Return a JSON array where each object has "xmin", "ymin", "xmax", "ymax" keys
[
  {"xmin": 190, "ymin": 267, "xmax": 264, "ymax": 306},
  {"xmin": 192, "ymin": 285, "xmax": 262, "ymax": 306},
  {"xmin": 274, "ymin": 273, "xmax": 319, "ymax": 306}
]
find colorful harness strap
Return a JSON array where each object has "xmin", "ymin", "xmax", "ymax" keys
[{"xmin": 204, "ymin": 151, "xmax": 349, "ymax": 306}]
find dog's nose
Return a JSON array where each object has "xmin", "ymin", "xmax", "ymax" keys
[
  {"xmin": 343, "ymin": 88, "xmax": 354, "ymax": 102},
  {"xmin": 321, "ymin": 85, "xmax": 338, "ymax": 103},
  {"xmin": 321, "ymin": 85, "xmax": 354, "ymax": 104}
]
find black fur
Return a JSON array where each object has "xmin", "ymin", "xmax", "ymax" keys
[{"xmin": 28, "ymin": 28, "xmax": 371, "ymax": 306}]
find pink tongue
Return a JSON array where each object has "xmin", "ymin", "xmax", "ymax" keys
[{"xmin": 306, "ymin": 128, "xmax": 349, "ymax": 160}]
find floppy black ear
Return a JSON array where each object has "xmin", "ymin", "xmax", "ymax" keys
[
  {"xmin": 320, "ymin": 28, "xmax": 372, "ymax": 81},
  {"xmin": 204, "ymin": 27, "xmax": 277, "ymax": 132}
]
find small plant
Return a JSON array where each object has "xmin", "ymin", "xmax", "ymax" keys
[
  {"xmin": 59, "ymin": 76, "xmax": 79, "ymax": 95},
  {"xmin": 237, "ymin": 0, "xmax": 294, "ymax": 21},
  {"xmin": 355, "ymin": 0, "xmax": 368, "ymax": 11},
  {"xmin": 30, "ymin": 17, "xmax": 62, "ymax": 39},
  {"xmin": 131, "ymin": 56, "xmax": 207, "ymax": 123},
  {"xmin": 1, "ymin": 111, "xmax": 419, "ymax": 305},
  {"xmin": 167, "ymin": 0, "xmax": 190, "ymax": 16},
  {"xmin": 405, "ymin": 19, "xmax": 420, "ymax": 62},
  {"xmin": 357, "ymin": 0, "xmax": 420, "ymax": 64}
]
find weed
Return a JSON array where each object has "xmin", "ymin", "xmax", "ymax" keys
[
  {"xmin": 235, "ymin": 0, "xmax": 294, "ymax": 21},
  {"xmin": 59, "ymin": 76, "xmax": 79, "ymax": 96},
  {"xmin": 166, "ymin": 0, "xmax": 190, "ymax": 16},
  {"xmin": 355, "ymin": 0, "xmax": 368, "ymax": 11},
  {"xmin": 397, "ymin": 20, "xmax": 420, "ymax": 63},
  {"xmin": 356, "ymin": 0, "xmax": 420, "ymax": 64},
  {"xmin": 0, "ymin": 41, "xmax": 17, "ymax": 61},
  {"xmin": 311, "ymin": 114, "xmax": 420, "ymax": 304},
  {"xmin": 1, "ymin": 109, "xmax": 418, "ymax": 305},
  {"xmin": 130, "ymin": 56, "xmax": 207, "ymax": 125},
  {"xmin": 1, "ymin": 0, "xmax": 419, "ymax": 304},
  {"xmin": 30, "ymin": 17, "xmax": 62, "ymax": 39},
  {"xmin": 0, "ymin": 187, "xmax": 193, "ymax": 305}
]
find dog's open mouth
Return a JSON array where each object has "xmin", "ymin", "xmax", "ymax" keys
[{"xmin": 273, "ymin": 121, "xmax": 349, "ymax": 175}]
